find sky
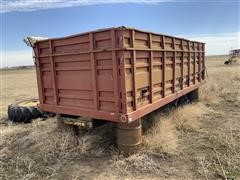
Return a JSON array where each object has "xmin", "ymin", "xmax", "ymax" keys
[{"xmin": 0, "ymin": 0, "xmax": 240, "ymax": 67}]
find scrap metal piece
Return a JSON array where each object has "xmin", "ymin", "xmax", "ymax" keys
[{"xmin": 23, "ymin": 36, "xmax": 48, "ymax": 47}]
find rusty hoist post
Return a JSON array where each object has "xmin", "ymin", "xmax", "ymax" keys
[{"xmin": 117, "ymin": 118, "xmax": 142, "ymax": 154}]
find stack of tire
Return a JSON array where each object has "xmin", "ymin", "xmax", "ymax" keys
[{"xmin": 8, "ymin": 99, "xmax": 43, "ymax": 123}]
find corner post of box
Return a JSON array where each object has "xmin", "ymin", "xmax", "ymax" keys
[
  {"xmin": 187, "ymin": 41, "xmax": 191, "ymax": 87},
  {"xmin": 111, "ymin": 29, "xmax": 120, "ymax": 113},
  {"xmin": 131, "ymin": 30, "xmax": 137, "ymax": 110},
  {"xmin": 148, "ymin": 33, "xmax": 153, "ymax": 103},
  {"xmin": 193, "ymin": 42, "xmax": 196, "ymax": 84},
  {"xmin": 119, "ymin": 28, "xmax": 127, "ymax": 114},
  {"xmin": 49, "ymin": 39, "xmax": 58, "ymax": 105},
  {"xmin": 172, "ymin": 37, "xmax": 176, "ymax": 93},
  {"xmin": 162, "ymin": 35, "xmax": 166, "ymax": 98},
  {"xmin": 34, "ymin": 45, "xmax": 44, "ymax": 104},
  {"xmin": 89, "ymin": 33, "xmax": 98, "ymax": 111},
  {"xmin": 181, "ymin": 39, "xmax": 184, "ymax": 90}
]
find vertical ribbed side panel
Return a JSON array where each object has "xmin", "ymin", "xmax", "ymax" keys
[
  {"xmin": 35, "ymin": 27, "xmax": 205, "ymax": 122},
  {"xmin": 89, "ymin": 33, "xmax": 98, "ymax": 110},
  {"xmin": 149, "ymin": 33, "xmax": 153, "ymax": 103},
  {"xmin": 122, "ymin": 28, "xmax": 205, "ymax": 113},
  {"xmin": 111, "ymin": 30, "xmax": 120, "ymax": 113}
]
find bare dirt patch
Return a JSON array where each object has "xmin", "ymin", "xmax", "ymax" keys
[{"xmin": 0, "ymin": 55, "xmax": 239, "ymax": 179}]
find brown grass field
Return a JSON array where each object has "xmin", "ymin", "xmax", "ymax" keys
[{"xmin": 0, "ymin": 55, "xmax": 240, "ymax": 180}]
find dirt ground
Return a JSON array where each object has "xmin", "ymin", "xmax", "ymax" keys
[{"xmin": 0, "ymin": 55, "xmax": 239, "ymax": 180}]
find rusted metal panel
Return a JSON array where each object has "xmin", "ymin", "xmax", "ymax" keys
[{"xmin": 35, "ymin": 27, "xmax": 205, "ymax": 123}]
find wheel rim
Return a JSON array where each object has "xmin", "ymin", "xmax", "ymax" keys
[{"xmin": 18, "ymin": 100, "xmax": 39, "ymax": 107}]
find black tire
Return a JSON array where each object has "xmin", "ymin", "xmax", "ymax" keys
[
  {"xmin": 187, "ymin": 88, "xmax": 199, "ymax": 102},
  {"xmin": 224, "ymin": 61, "xmax": 229, "ymax": 65},
  {"xmin": 8, "ymin": 99, "xmax": 43, "ymax": 123},
  {"xmin": 177, "ymin": 95, "xmax": 190, "ymax": 106},
  {"xmin": 92, "ymin": 119, "xmax": 107, "ymax": 128}
]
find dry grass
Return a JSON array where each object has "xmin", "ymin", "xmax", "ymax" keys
[
  {"xmin": 144, "ymin": 115, "xmax": 179, "ymax": 154},
  {"xmin": 102, "ymin": 153, "xmax": 161, "ymax": 177},
  {"xmin": 0, "ymin": 69, "xmax": 37, "ymax": 117},
  {"xmin": 0, "ymin": 119, "xmax": 116, "ymax": 179},
  {"xmin": 192, "ymin": 56, "xmax": 240, "ymax": 179},
  {"xmin": 195, "ymin": 127, "xmax": 240, "ymax": 179},
  {"xmin": 0, "ymin": 55, "xmax": 240, "ymax": 179},
  {"xmin": 200, "ymin": 65, "xmax": 240, "ymax": 104},
  {"xmin": 143, "ymin": 103, "xmax": 209, "ymax": 155}
]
